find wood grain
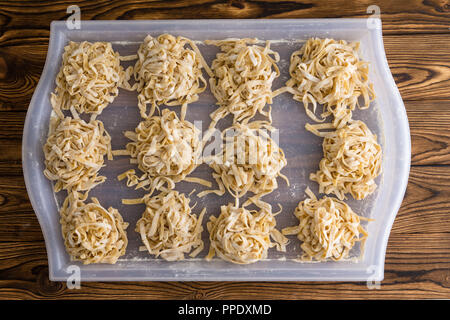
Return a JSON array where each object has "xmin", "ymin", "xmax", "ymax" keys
[
  {"xmin": 0, "ymin": 112, "xmax": 24, "ymax": 176},
  {"xmin": 0, "ymin": 0, "xmax": 449, "ymax": 300},
  {"xmin": 0, "ymin": 45, "xmax": 45, "ymax": 112},
  {"xmin": 0, "ymin": 235, "xmax": 448, "ymax": 299},
  {"xmin": 384, "ymin": 34, "xmax": 450, "ymax": 101},
  {"xmin": 406, "ymin": 100, "xmax": 450, "ymax": 165},
  {"xmin": 0, "ymin": 0, "xmax": 448, "ymax": 48},
  {"xmin": 394, "ymin": 166, "xmax": 450, "ymax": 234}
]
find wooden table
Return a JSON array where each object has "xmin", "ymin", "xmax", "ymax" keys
[{"xmin": 0, "ymin": 0, "xmax": 449, "ymax": 300}]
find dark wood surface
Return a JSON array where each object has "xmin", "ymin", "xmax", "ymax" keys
[{"xmin": 0, "ymin": 0, "xmax": 449, "ymax": 299}]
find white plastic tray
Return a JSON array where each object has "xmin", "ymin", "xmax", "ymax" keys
[{"xmin": 23, "ymin": 19, "xmax": 410, "ymax": 281}]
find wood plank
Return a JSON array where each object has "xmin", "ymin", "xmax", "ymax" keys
[
  {"xmin": 0, "ymin": 175, "xmax": 44, "ymax": 242},
  {"xmin": 0, "ymin": 176, "xmax": 33, "ymax": 214},
  {"xmin": 0, "ymin": 112, "xmax": 25, "ymax": 176},
  {"xmin": 0, "ymin": 111, "xmax": 25, "ymax": 140},
  {"xmin": 383, "ymin": 34, "xmax": 450, "ymax": 101},
  {"xmin": 0, "ymin": 163, "xmax": 22, "ymax": 176},
  {"xmin": 0, "ymin": 0, "xmax": 448, "ymax": 48},
  {"xmin": 0, "ymin": 234, "xmax": 448, "ymax": 299},
  {"xmin": 0, "ymin": 139, "xmax": 22, "ymax": 176},
  {"xmin": 406, "ymin": 100, "xmax": 450, "ymax": 165},
  {"xmin": 393, "ymin": 166, "xmax": 450, "ymax": 234},
  {"xmin": 0, "ymin": 46, "xmax": 46, "ymax": 112}
]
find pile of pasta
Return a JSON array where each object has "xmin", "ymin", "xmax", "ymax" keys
[
  {"xmin": 43, "ymin": 41, "xmax": 132, "ymax": 264},
  {"xmin": 60, "ymin": 192, "xmax": 128, "ymax": 264},
  {"xmin": 206, "ymin": 39, "xmax": 280, "ymax": 127},
  {"xmin": 285, "ymin": 38, "xmax": 375, "ymax": 128},
  {"xmin": 306, "ymin": 120, "xmax": 382, "ymax": 200},
  {"xmin": 124, "ymin": 190, "xmax": 205, "ymax": 261},
  {"xmin": 133, "ymin": 34, "xmax": 212, "ymax": 120},
  {"xmin": 51, "ymin": 41, "xmax": 135, "ymax": 117},
  {"xmin": 207, "ymin": 201, "xmax": 287, "ymax": 264},
  {"xmin": 115, "ymin": 108, "xmax": 206, "ymax": 194},
  {"xmin": 43, "ymin": 113, "xmax": 112, "ymax": 194},
  {"xmin": 200, "ymin": 121, "xmax": 288, "ymax": 199},
  {"xmin": 283, "ymin": 188, "xmax": 370, "ymax": 261}
]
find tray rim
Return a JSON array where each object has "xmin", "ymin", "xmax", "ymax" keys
[{"xmin": 22, "ymin": 18, "xmax": 411, "ymax": 282}]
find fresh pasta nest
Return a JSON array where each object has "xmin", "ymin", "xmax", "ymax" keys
[
  {"xmin": 132, "ymin": 190, "xmax": 205, "ymax": 261},
  {"xmin": 206, "ymin": 202, "xmax": 287, "ymax": 264},
  {"xmin": 283, "ymin": 188, "xmax": 369, "ymax": 261},
  {"xmin": 51, "ymin": 41, "xmax": 134, "ymax": 116},
  {"xmin": 286, "ymin": 38, "xmax": 375, "ymax": 127},
  {"xmin": 134, "ymin": 34, "xmax": 211, "ymax": 119},
  {"xmin": 206, "ymin": 38, "xmax": 280, "ymax": 126},
  {"xmin": 200, "ymin": 121, "xmax": 288, "ymax": 199},
  {"xmin": 43, "ymin": 115, "xmax": 112, "ymax": 194},
  {"xmin": 60, "ymin": 194, "xmax": 128, "ymax": 264},
  {"xmin": 306, "ymin": 120, "xmax": 382, "ymax": 200},
  {"xmin": 118, "ymin": 109, "xmax": 201, "ymax": 193}
]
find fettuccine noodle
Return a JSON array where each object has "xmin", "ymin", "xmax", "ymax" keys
[
  {"xmin": 123, "ymin": 190, "xmax": 205, "ymax": 261},
  {"xmin": 51, "ymin": 41, "xmax": 135, "ymax": 116},
  {"xmin": 206, "ymin": 38, "xmax": 280, "ymax": 127},
  {"xmin": 60, "ymin": 193, "xmax": 128, "ymax": 264},
  {"xmin": 115, "ymin": 108, "xmax": 206, "ymax": 194},
  {"xmin": 199, "ymin": 121, "xmax": 288, "ymax": 199},
  {"xmin": 282, "ymin": 188, "xmax": 370, "ymax": 261},
  {"xmin": 306, "ymin": 120, "xmax": 382, "ymax": 200},
  {"xmin": 43, "ymin": 112, "xmax": 112, "ymax": 195},
  {"xmin": 206, "ymin": 200, "xmax": 287, "ymax": 264},
  {"xmin": 286, "ymin": 38, "xmax": 375, "ymax": 127},
  {"xmin": 134, "ymin": 34, "xmax": 212, "ymax": 120}
]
